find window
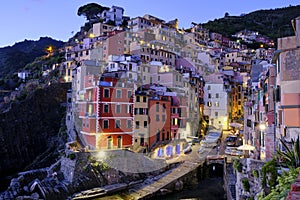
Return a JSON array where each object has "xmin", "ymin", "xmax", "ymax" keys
[
  {"xmin": 135, "ymin": 121, "xmax": 139, "ymax": 129},
  {"xmin": 207, "ymin": 101, "xmax": 212, "ymax": 107},
  {"xmin": 127, "ymin": 120, "xmax": 132, "ymax": 128},
  {"xmin": 158, "ymin": 76, "xmax": 161, "ymax": 81},
  {"xmin": 104, "ymin": 89, "xmax": 110, "ymax": 98},
  {"xmin": 143, "ymin": 96, "xmax": 146, "ymax": 102},
  {"xmin": 215, "ymin": 101, "xmax": 219, "ymax": 107},
  {"xmin": 156, "ymin": 115, "xmax": 160, "ymax": 121},
  {"xmin": 216, "ymin": 93, "xmax": 219, "ymax": 98},
  {"xmin": 116, "ymin": 104, "xmax": 121, "ymax": 113},
  {"xmin": 162, "ymin": 104, "xmax": 166, "ymax": 112},
  {"xmin": 104, "ymin": 104, "xmax": 109, "ymax": 113},
  {"xmin": 173, "ymin": 118, "xmax": 178, "ymax": 125},
  {"xmin": 144, "ymin": 121, "xmax": 147, "ymax": 128},
  {"xmin": 207, "ymin": 85, "xmax": 211, "ymax": 90},
  {"xmin": 208, "ymin": 93, "xmax": 211, "ymax": 98},
  {"xmin": 126, "ymin": 105, "xmax": 132, "ymax": 113},
  {"xmin": 127, "ymin": 90, "xmax": 132, "ymax": 98},
  {"xmin": 115, "ymin": 120, "xmax": 121, "ymax": 128},
  {"xmin": 156, "ymin": 102, "xmax": 159, "ymax": 112},
  {"xmin": 103, "ymin": 120, "xmax": 109, "ymax": 129},
  {"xmin": 116, "ymin": 90, "xmax": 122, "ymax": 98},
  {"xmin": 136, "ymin": 96, "xmax": 140, "ymax": 102},
  {"xmin": 215, "ymin": 112, "xmax": 218, "ymax": 117},
  {"xmin": 162, "ymin": 115, "xmax": 166, "ymax": 122}
]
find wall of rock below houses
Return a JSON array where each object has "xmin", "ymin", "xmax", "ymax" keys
[{"xmin": 235, "ymin": 158, "xmax": 265, "ymax": 200}]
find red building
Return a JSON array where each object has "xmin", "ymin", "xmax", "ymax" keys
[
  {"xmin": 97, "ymin": 72, "xmax": 134, "ymax": 149},
  {"xmin": 79, "ymin": 72, "xmax": 134, "ymax": 149}
]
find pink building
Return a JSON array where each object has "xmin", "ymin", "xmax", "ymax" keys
[{"xmin": 272, "ymin": 16, "xmax": 300, "ymax": 150}]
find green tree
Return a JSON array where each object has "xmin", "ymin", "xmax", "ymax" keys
[{"xmin": 77, "ymin": 3, "xmax": 109, "ymax": 21}]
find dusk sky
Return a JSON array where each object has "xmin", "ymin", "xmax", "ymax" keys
[{"xmin": 1, "ymin": 0, "xmax": 299, "ymax": 47}]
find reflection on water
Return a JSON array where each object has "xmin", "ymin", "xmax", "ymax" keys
[{"xmin": 150, "ymin": 177, "xmax": 226, "ymax": 200}]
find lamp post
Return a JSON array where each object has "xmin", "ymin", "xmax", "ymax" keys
[{"xmin": 258, "ymin": 123, "xmax": 266, "ymax": 160}]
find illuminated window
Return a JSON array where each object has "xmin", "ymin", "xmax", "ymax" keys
[{"xmin": 207, "ymin": 101, "xmax": 212, "ymax": 107}]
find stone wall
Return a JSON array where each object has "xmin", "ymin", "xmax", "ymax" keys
[{"xmin": 234, "ymin": 158, "xmax": 265, "ymax": 200}]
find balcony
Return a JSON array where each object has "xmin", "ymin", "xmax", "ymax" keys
[{"xmin": 85, "ymin": 112, "xmax": 96, "ymax": 118}]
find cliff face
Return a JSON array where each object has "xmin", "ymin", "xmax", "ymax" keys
[{"xmin": 0, "ymin": 82, "xmax": 71, "ymax": 182}]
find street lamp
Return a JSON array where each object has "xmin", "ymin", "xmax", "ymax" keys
[
  {"xmin": 258, "ymin": 123, "xmax": 266, "ymax": 160},
  {"xmin": 259, "ymin": 123, "xmax": 266, "ymax": 131}
]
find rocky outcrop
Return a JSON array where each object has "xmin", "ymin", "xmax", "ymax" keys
[
  {"xmin": 0, "ymin": 82, "xmax": 71, "ymax": 190},
  {"xmin": 0, "ymin": 149, "xmax": 171, "ymax": 200}
]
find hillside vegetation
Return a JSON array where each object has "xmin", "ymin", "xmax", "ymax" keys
[
  {"xmin": 201, "ymin": 5, "xmax": 300, "ymax": 41},
  {"xmin": 0, "ymin": 37, "xmax": 64, "ymax": 80}
]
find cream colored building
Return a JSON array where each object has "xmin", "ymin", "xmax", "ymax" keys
[{"xmin": 204, "ymin": 73, "xmax": 229, "ymax": 130}]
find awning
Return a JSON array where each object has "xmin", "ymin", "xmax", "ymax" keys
[
  {"xmin": 237, "ymin": 144, "xmax": 255, "ymax": 151},
  {"xmin": 230, "ymin": 122, "xmax": 244, "ymax": 129}
]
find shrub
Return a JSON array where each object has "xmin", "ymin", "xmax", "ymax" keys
[
  {"xmin": 233, "ymin": 159, "xmax": 243, "ymax": 173},
  {"xmin": 242, "ymin": 178, "xmax": 250, "ymax": 192},
  {"xmin": 252, "ymin": 169, "xmax": 259, "ymax": 178},
  {"xmin": 261, "ymin": 159, "xmax": 277, "ymax": 189},
  {"xmin": 68, "ymin": 153, "xmax": 76, "ymax": 160}
]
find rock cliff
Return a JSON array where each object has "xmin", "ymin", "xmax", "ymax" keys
[{"xmin": 0, "ymin": 82, "xmax": 71, "ymax": 190}]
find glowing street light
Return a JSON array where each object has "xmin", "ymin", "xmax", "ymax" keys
[
  {"xmin": 46, "ymin": 45, "xmax": 54, "ymax": 54},
  {"xmin": 89, "ymin": 33, "xmax": 95, "ymax": 38},
  {"xmin": 259, "ymin": 123, "xmax": 266, "ymax": 131}
]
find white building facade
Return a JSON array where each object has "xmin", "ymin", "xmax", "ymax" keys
[{"xmin": 204, "ymin": 74, "xmax": 229, "ymax": 130}]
